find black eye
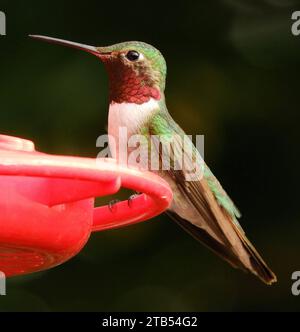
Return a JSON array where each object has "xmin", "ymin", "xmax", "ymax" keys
[{"xmin": 126, "ymin": 50, "xmax": 140, "ymax": 61}]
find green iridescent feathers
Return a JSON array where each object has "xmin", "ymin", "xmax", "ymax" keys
[{"xmin": 147, "ymin": 110, "xmax": 241, "ymax": 220}]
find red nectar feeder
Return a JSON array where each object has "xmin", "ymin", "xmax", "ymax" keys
[{"xmin": 0, "ymin": 134, "xmax": 172, "ymax": 277}]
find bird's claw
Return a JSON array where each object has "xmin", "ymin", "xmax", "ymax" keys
[
  {"xmin": 108, "ymin": 199, "xmax": 120, "ymax": 213},
  {"xmin": 127, "ymin": 194, "xmax": 140, "ymax": 207}
]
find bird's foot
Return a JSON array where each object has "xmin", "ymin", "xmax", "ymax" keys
[
  {"xmin": 108, "ymin": 199, "xmax": 120, "ymax": 213},
  {"xmin": 127, "ymin": 193, "xmax": 140, "ymax": 208}
]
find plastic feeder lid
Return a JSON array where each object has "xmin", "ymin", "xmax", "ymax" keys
[{"xmin": 0, "ymin": 135, "xmax": 173, "ymax": 277}]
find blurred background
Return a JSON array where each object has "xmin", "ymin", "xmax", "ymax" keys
[{"xmin": 0, "ymin": 0, "xmax": 299, "ymax": 311}]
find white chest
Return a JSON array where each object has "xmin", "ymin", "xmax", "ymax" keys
[{"xmin": 108, "ymin": 98, "xmax": 159, "ymax": 158}]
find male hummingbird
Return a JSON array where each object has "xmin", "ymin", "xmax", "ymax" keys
[{"xmin": 30, "ymin": 35, "xmax": 277, "ymax": 285}]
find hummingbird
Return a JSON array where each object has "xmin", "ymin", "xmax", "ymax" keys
[{"xmin": 30, "ymin": 35, "xmax": 277, "ymax": 285}]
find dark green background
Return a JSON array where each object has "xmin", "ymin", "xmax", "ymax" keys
[{"xmin": 0, "ymin": 0, "xmax": 299, "ymax": 311}]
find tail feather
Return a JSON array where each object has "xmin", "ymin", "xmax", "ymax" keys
[
  {"xmin": 167, "ymin": 210, "xmax": 277, "ymax": 285},
  {"xmin": 236, "ymin": 229, "xmax": 277, "ymax": 285}
]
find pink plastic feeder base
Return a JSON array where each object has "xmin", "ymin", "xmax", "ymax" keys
[{"xmin": 0, "ymin": 135, "xmax": 173, "ymax": 277}]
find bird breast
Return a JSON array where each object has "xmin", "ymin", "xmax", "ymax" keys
[{"xmin": 108, "ymin": 98, "xmax": 159, "ymax": 159}]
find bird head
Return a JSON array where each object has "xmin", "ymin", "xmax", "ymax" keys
[{"xmin": 30, "ymin": 36, "xmax": 167, "ymax": 105}]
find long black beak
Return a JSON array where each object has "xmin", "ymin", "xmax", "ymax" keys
[{"xmin": 29, "ymin": 35, "xmax": 110, "ymax": 57}]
